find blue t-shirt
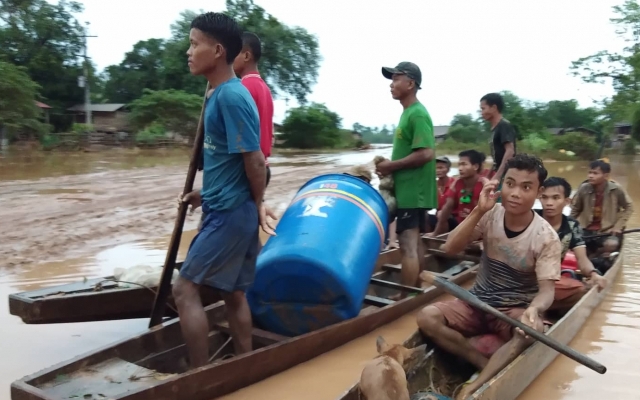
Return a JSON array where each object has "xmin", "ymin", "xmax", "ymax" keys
[{"xmin": 201, "ymin": 78, "xmax": 260, "ymax": 211}]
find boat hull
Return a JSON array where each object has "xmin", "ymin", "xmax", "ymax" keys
[{"xmin": 11, "ymin": 249, "xmax": 478, "ymax": 400}]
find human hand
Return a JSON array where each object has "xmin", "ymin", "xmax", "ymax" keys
[
  {"xmin": 608, "ymin": 227, "xmax": 622, "ymax": 235},
  {"xmin": 375, "ymin": 160, "xmax": 394, "ymax": 177},
  {"xmin": 259, "ymin": 203, "xmax": 278, "ymax": 236},
  {"xmin": 516, "ymin": 307, "xmax": 542, "ymax": 338},
  {"xmin": 178, "ymin": 190, "xmax": 202, "ymax": 215},
  {"xmin": 590, "ymin": 274, "xmax": 607, "ymax": 292},
  {"xmin": 477, "ymin": 179, "xmax": 501, "ymax": 213}
]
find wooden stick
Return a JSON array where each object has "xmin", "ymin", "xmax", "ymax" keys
[
  {"xmin": 584, "ymin": 228, "xmax": 640, "ymax": 240},
  {"xmin": 419, "ymin": 271, "xmax": 607, "ymax": 374},
  {"xmin": 149, "ymin": 83, "xmax": 211, "ymax": 328}
]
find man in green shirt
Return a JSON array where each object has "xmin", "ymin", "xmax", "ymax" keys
[{"xmin": 376, "ymin": 62, "xmax": 437, "ymax": 289}]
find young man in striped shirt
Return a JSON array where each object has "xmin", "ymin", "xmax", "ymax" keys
[{"xmin": 417, "ymin": 154, "xmax": 561, "ymax": 399}]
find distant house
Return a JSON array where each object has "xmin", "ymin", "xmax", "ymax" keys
[
  {"xmin": 352, "ymin": 131, "xmax": 363, "ymax": 141},
  {"xmin": 434, "ymin": 125, "xmax": 450, "ymax": 143},
  {"xmin": 35, "ymin": 101, "xmax": 52, "ymax": 124},
  {"xmin": 67, "ymin": 103, "xmax": 129, "ymax": 132},
  {"xmin": 614, "ymin": 122, "xmax": 632, "ymax": 136},
  {"xmin": 549, "ymin": 127, "xmax": 599, "ymax": 137}
]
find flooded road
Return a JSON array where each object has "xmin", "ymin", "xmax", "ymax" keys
[{"xmin": 0, "ymin": 147, "xmax": 639, "ymax": 399}]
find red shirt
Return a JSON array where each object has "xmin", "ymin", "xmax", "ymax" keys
[
  {"xmin": 437, "ymin": 177, "xmax": 456, "ymax": 210},
  {"xmin": 479, "ymin": 168, "xmax": 491, "ymax": 179},
  {"xmin": 587, "ymin": 191, "xmax": 604, "ymax": 231},
  {"xmin": 241, "ymin": 73, "xmax": 274, "ymax": 165},
  {"xmin": 447, "ymin": 178, "xmax": 484, "ymax": 223}
]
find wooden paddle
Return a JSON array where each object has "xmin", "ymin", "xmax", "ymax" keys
[
  {"xmin": 419, "ymin": 271, "xmax": 607, "ymax": 374},
  {"xmin": 149, "ymin": 83, "xmax": 211, "ymax": 328},
  {"xmin": 584, "ymin": 228, "xmax": 640, "ymax": 240}
]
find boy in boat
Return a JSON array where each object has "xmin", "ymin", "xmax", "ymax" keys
[
  {"xmin": 376, "ymin": 62, "xmax": 436, "ymax": 289},
  {"xmin": 429, "ymin": 150, "xmax": 486, "ymax": 236},
  {"xmin": 570, "ymin": 159, "xmax": 633, "ymax": 256},
  {"xmin": 175, "ymin": 12, "xmax": 276, "ymax": 369},
  {"xmin": 480, "ymin": 93, "xmax": 516, "ymax": 184},
  {"xmin": 539, "ymin": 177, "xmax": 607, "ymax": 312},
  {"xmin": 425, "ymin": 156, "xmax": 458, "ymax": 235},
  {"xmin": 416, "ymin": 154, "xmax": 561, "ymax": 400}
]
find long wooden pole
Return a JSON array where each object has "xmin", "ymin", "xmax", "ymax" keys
[
  {"xmin": 419, "ymin": 271, "xmax": 607, "ymax": 374},
  {"xmin": 584, "ymin": 228, "xmax": 640, "ymax": 240},
  {"xmin": 149, "ymin": 83, "xmax": 210, "ymax": 328}
]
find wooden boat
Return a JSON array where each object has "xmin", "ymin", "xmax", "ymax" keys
[
  {"xmin": 338, "ymin": 241, "xmax": 624, "ymax": 400},
  {"xmin": 8, "ymin": 236, "xmax": 480, "ymax": 325},
  {"xmin": 11, "ymin": 245, "xmax": 481, "ymax": 400}
]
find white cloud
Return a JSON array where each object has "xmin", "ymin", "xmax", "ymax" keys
[{"xmin": 70, "ymin": 0, "xmax": 624, "ymax": 127}]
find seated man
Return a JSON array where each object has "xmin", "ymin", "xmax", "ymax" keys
[
  {"xmin": 430, "ymin": 150, "xmax": 485, "ymax": 236},
  {"xmin": 478, "ymin": 151, "xmax": 491, "ymax": 179},
  {"xmin": 538, "ymin": 177, "xmax": 607, "ymax": 313},
  {"xmin": 417, "ymin": 154, "xmax": 561, "ymax": 400},
  {"xmin": 571, "ymin": 159, "xmax": 633, "ymax": 255},
  {"xmin": 426, "ymin": 156, "xmax": 457, "ymax": 234}
]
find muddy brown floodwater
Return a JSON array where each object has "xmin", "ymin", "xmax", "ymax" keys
[{"xmin": 1, "ymin": 147, "xmax": 639, "ymax": 399}]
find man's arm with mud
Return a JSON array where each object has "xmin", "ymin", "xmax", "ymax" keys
[
  {"xmin": 442, "ymin": 206, "xmax": 487, "ymax": 255},
  {"xmin": 530, "ymin": 236, "xmax": 563, "ymax": 313}
]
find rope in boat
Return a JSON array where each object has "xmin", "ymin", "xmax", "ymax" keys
[{"xmin": 95, "ymin": 279, "xmax": 179, "ymax": 314}]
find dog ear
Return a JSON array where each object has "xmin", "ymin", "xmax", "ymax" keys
[{"xmin": 376, "ymin": 336, "xmax": 389, "ymax": 353}]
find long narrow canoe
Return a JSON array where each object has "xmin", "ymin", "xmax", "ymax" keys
[
  {"xmin": 9, "ymin": 236, "xmax": 479, "ymax": 325},
  {"xmin": 11, "ymin": 249, "xmax": 480, "ymax": 400},
  {"xmin": 338, "ymin": 240, "xmax": 623, "ymax": 400}
]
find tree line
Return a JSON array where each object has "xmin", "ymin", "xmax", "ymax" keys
[{"xmin": 2, "ymin": 0, "xmax": 640, "ymax": 153}]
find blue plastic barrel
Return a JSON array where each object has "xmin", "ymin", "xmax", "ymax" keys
[{"xmin": 247, "ymin": 173, "xmax": 389, "ymax": 336}]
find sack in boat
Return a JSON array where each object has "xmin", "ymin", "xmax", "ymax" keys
[{"xmin": 113, "ymin": 264, "xmax": 179, "ymax": 288}]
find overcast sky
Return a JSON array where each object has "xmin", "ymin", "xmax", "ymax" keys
[{"xmin": 72, "ymin": 0, "xmax": 624, "ymax": 128}]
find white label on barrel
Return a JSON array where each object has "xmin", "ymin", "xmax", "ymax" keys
[{"xmin": 300, "ymin": 196, "xmax": 334, "ymax": 218}]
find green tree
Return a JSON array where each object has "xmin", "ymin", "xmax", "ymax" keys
[
  {"xmin": 103, "ymin": 3, "xmax": 321, "ymax": 104},
  {"xmin": 0, "ymin": 0, "xmax": 88, "ymax": 129},
  {"xmin": 103, "ymin": 39, "xmax": 167, "ymax": 103},
  {"xmin": 570, "ymin": 0, "xmax": 640, "ymax": 135},
  {"xmin": 0, "ymin": 61, "xmax": 47, "ymax": 137},
  {"xmin": 280, "ymin": 103, "xmax": 342, "ymax": 148},
  {"xmin": 128, "ymin": 89, "xmax": 203, "ymax": 139},
  {"xmin": 225, "ymin": 0, "xmax": 321, "ymax": 103},
  {"xmin": 448, "ymin": 114, "xmax": 486, "ymax": 143}
]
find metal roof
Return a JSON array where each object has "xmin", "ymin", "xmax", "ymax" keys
[
  {"xmin": 67, "ymin": 104, "xmax": 127, "ymax": 112},
  {"xmin": 34, "ymin": 101, "xmax": 52, "ymax": 109}
]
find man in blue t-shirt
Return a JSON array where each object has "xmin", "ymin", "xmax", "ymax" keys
[{"xmin": 173, "ymin": 12, "xmax": 276, "ymax": 369}]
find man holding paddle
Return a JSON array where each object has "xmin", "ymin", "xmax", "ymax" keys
[
  {"xmin": 173, "ymin": 12, "xmax": 276, "ymax": 369},
  {"xmin": 417, "ymin": 154, "xmax": 561, "ymax": 400}
]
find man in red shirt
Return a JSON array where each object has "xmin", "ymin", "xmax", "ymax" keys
[
  {"xmin": 430, "ymin": 150, "xmax": 486, "ymax": 236},
  {"xmin": 233, "ymin": 32, "xmax": 275, "ymax": 186}
]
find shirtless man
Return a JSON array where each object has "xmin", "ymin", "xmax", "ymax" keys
[
  {"xmin": 539, "ymin": 177, "xmax": 607, "ymax": 313},
  {"xmin": 570, "ymin": 159, "xmax": 633, "ymax": 255},
  {"xmin": 417, "ymin": 153, "xmax": 561, "ymax": 400}
]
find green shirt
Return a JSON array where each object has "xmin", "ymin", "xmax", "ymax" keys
[{"xmin": 391, "ymin": 102, "xmax": 436, "ymax": 209}]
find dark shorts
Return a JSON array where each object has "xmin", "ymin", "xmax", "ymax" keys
[
  {"xmin": 583, "ymin": 229, "xmax": 620, "ymax": 254},
  {"xmin": 426, "ymin": 214, "xmax": 459, "ymax": 233},
  {"xmin": 396, "ymin": 208, "xmax": 429, "ymax": 234},
  {"xmin": 182, "ymin": 199, "xmax": 260, "ymax": 293}
]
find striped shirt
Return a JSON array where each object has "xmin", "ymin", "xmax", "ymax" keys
[{"xmin": 469, "ymin": 205, "xmax": 561, "ymax": 308}]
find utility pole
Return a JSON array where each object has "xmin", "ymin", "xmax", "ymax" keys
[{"xmin": 79, "ymin": 22, "xmax": 97, "ymax": 126}]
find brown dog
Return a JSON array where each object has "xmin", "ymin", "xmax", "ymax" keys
[
  {"xmin": 359, "ymin": 336, "xmax": 427, "ymax": 400},
  {"xmin": 373, "ymin": 156, "xmax": 396, "ymax": 216}
]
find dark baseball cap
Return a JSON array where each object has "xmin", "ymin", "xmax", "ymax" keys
[
  {"xmin": 436, "ymin": 156, "xmax": 451, "ymax": 167},
  {"xmin": 382, "ymin": 62, "xmax": 422, "ymax": 89}
]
